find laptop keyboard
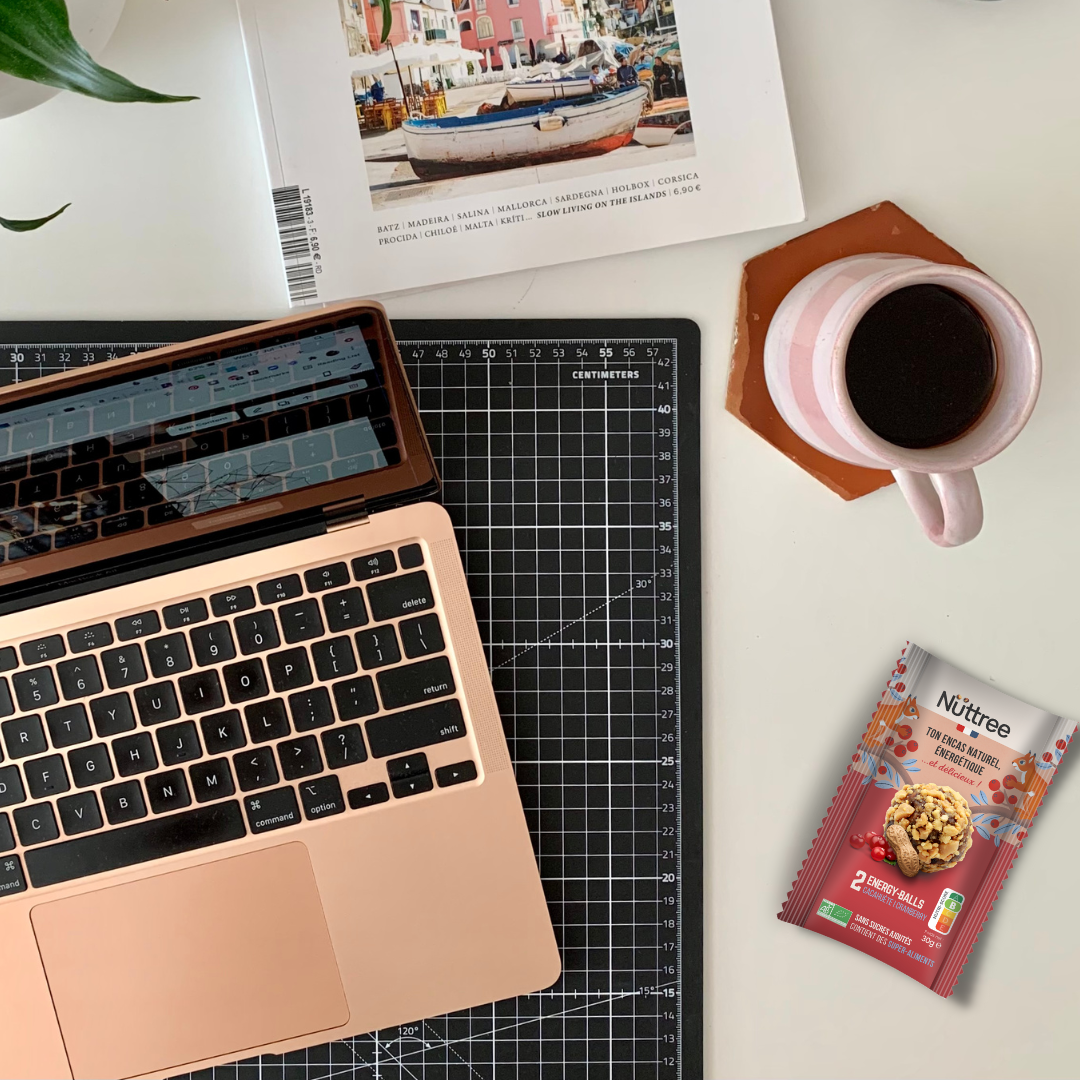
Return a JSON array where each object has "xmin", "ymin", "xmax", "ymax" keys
[{"xmin": 0, "ymin": 540, "xmax": 478, "ymax": 894}]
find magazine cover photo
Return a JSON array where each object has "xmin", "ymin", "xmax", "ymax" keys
[{"xmin": 340, "ymin": 0, "xmax": 692, "ymax": 210}]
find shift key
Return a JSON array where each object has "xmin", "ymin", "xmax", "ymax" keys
[
  {"xmin": 367, "ymin": 571, "xmax": 434, "ymax": 622},
  {"xmin": 366, "ymin": 698, "xmax": 467, "ymax": 758}
]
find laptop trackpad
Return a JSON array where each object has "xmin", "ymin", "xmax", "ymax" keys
[{"xmin": 31, "ymin": 842, "xmax": 349, "ymax": 1080}]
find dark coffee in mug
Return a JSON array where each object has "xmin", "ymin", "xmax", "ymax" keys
[{"xmin": 844, "ymin": 284, "xmax": 997, "ymax": 450}]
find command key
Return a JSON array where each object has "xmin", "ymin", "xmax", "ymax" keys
[{"xmin": 0, "ymin": 854, "xmax": 27, "ymax": 896}]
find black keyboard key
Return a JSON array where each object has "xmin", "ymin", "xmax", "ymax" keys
[
  {"xmin": 0, "ymin": 484, "xmax": 13, "ymax": 512},
  {"xmin": 399, "ymin": 613, "xmax": 445, "ymax": 659},
  {"xmin": 0, "ymin": 677, "xmax": 13, "ymax": 718},
  {"xmin": 210, "ymin": 587, "xmax": 255, "ymax": 616},
  {"xmin": 113, "ymin": 732, "xmax": 158, "ymax": 776},
  {"xmin": 13, "ymin": 668, "xmax": 58, "ymax": 711},
  {"xmin": 386, "ymin": 752, "xmax": 428, "ymax": 781},
  {"xmin": 243, "ymin": 785, "xmax": 300, "ymax": 834},
  {"xmin": 312, "ymin": 637, "xmax": 357, "ymax": 681},
  {"xmin": 102, "ymin": 455, "xmax": 142, "ymax": 485},
  {"xmin": 14, "ymin": 802, "xmax": 59, "ymax": 846},
  {"xmin": 191, "ymin": 621, "xmax": 236, "ymax": 666},
  {"xmin": 309, "ymin": 399, "xmax": 348, "ymax": 429},
  {"xmin": 60, "ymin": 462, "xmax": 100, "ymax": 497},
  {"xmin": 68, "ymin": 743, "xmax": 113, "ymax": 789},
  {"xmin": 146, "ymin": 769, "xmax": 191, "ymax": 814},
  {"xmin": 0, "ymin": 764, "xmax": 24, "ymax": 806},
  {"xmin": 257, "ymin": 575, "xmax": 303, "ymax": 605},
  {"xmin": 267, "ymin": 409, "xmax": 308, "ymax": 440},
  {"xmin": 352, "ymin": 550, "xmax": 397, "ymax": 581},
  {"xmin": 102, "ymin": 644, "xmax": 147, "ymax": 688},
  {"xmin": 146, "ymin": 633, "xmax": 192, "ymax": 678},
  {"xmin": 163, "ymin": 599, "xmax": 209, "ymax": 628},
  {"xmin": 366, "ymin": 698, "xmax": 467, "ymax": 758},
  {"xmin": 331, "ymin": 676, "xmax": 378, "ymax": 721},
  {"xmin": 57, "ymin": 791, "xmax": 102, "ymax": 835},
  {"xmin": 288, "ymin": 687, "xmax": 334, "ymax": 733},
  {"xmin": 322, "ymin": 588, "xmax": 369, "ymax": 632},
  {"xmin": 244, "ymin": 698, "xmax": 290, "ymax": 743},
  {"xmin": 68, "ymin": 622, "xmax": 113, "ymax": 653},
  {"xmin": 38, "ymin": 497, "xmax": 80, "ymax": 529},
  {"xmin": 103, "ymin": 510, "xmax": 146, "ymax": 537},
  {"xmin": 20, "ymin": 635, "xmax": 65, "ymax": 666},
  {"xmin": 123, "ymin": 478, "xmax": 164, "ymax": 511},
  {"xmin": 2, "ymin": 714, "xmax": 46, "ymax": 759},
  {"xmin": 90, "ymin": 692, "xmax": 135, "ymax": 737},
  {"xmin": 278, "ymin": 735, "xmax": 322, "ymax": 780},
  {"xmin": 45, "ymin": 703, "xmax": 91, "ymax": 747},
  {"xmin": 135, "ymin": 682, "xmax": 180, "ymax": 726},
  {"xmin": 279, "ymin": 599, "xmax": 324, "ymax": 644},
  {"xmin": 189, "ymin": 758, "xmax": 235, "ymax": 803},
  {"xmin": 268, "ymin": 648, "xmax": 313, "ymax": 692},
  {"xmin": 156, "ymin": 721, "xmax": 202, "ymax": 766},
  {"xmin": 0, "ymin": 647, "xmax": 16, "ymax": 673},
  {"xmin": 25, "ymin": 800, "xmax": 246, "ymax": 887},
  {"xmin": 321, "ymin": 724, "xmax": 367, "ymax": 769},
  {"xmin": 187, "ymin": 430, "xmax": 226, "ymax": 459},
  {"xmin": 0, "ymin": 457, "xmax": 27, "ymax": 484},
  {"xmin": 29, "ymin": 446, "xmax": 67, "ymax": 475},
  {"xmin": 435, "ymin": 759, "xmax": 478, "ymax": 788},
  {"xmin": 367, "ymin": 570, "xmax": 435, "ymax": 622},
  {"xmin": 0, "ymin": 508, "xmax": 35, "ymax": 540},
  {"xmin": 8, "ymin": 534, "xmax": 51, "ymax": 560},
  {"xmin": 299, "ymin": 775, "xmax": 345, "ymax": 820},
  {"xmin": 115, "ymin": 611, "xmax": 160, "ymax": 641},
  {"xmin": 227, "ymin": 419, "xmax": 266, "ymax": 451},
  {"xmin": 398, "ymin": 543, "xmax": 424, "ymax": 569},
  {"xmin": 200, "ymin": 710, "xmax": 246, "ymax": 755},
  {"xmin": 55, "ymin": 522, "xmax": 100, "ymax": 549},
  {"xmin": 101, "ymin": 780, "xmax": 147, "ymax": 825},
  {"xmin": 377, "ymin": 656, "xmax": 455, "ymax": 712},
  {"xmin": 305, "ymin": 563, "xmax": 350, "ymax": 593},
  {"xmin": 347, "ymin": 782, "xmax": 389, "ymax": 809},
  {"xmin": 178, "ymin": 669, "xmax": 225, "ymax": 715},
  {"xmin": 57, "ymin": 655, "xmax": 103, "ymax": 700},
  {"xmin": 223, "ymin": 658, "xmax": 268, "ymax": 703},
  {"xmin": 233, "ymin": 747, "xmax": 279, "ymax": 791},
  {"xmin": 235, "ymin": 610, "xmax": 279, "ymax": 655},
  {"xmin": 19, "ymin": 473, "xmax": 57, "ymax": 505},
  {"xmin": 392, "ymin": 772, "xmax": 433, "ymax": 799},
  {"xmin": 79, "ymin": 486, "xmax": 120, "ymax": 522},
  {"xmin": 356, "ymin": 625, "xmax": 401, "ymax": 670},
  {"xmin": 142, "ymin": 441, "xmax": 185, "ymax": 472},
  {"xmin": 0, "ymin": 814, "xmax": 13, "ymax": 853}
]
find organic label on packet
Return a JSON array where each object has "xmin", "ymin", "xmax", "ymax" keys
[{"xmin": 779, "ymin": 643, "xmax": 1075, "ymax": 996}]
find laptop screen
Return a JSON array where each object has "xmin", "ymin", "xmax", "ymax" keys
[{"xmin": 0, "ymin": 324, "xmax": 402, "ymax": 566}]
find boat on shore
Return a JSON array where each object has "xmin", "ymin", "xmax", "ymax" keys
[
  {"xmin": 402, "ymin": 85, "xmax": 648, "ymax": 179},
  {"xmin": 634, "ymin": 96, "xmax": 691, "ymax": 147},
  {"xmin": 506, "ymin": 74, "xmax": 595, "ymax": 105}
]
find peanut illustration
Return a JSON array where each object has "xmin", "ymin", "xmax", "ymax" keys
[{"xmin": 886, "ymin": 824, "xmax": 920, "ymax": 878}]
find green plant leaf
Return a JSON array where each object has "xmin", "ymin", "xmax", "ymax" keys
[
  {"xmin": 0, "ymin": 203, "xmax": 70, "ymax": 231},
  {"xmin": 379, "ymin": 0, "xmax": 393, "ymax": 43},
  {"xmin": 0, "ymin": 0, "xmax": 196, "ymax": 103}
]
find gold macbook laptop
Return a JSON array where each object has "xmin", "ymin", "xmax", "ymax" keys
[{"xmin": 0, "ymin": 302, "xmax": 559, "ymax": 1080}]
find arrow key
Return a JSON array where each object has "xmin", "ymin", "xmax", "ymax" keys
[{"xmin": 435, "ymin": 760, "xmax": 478, "ymax": 788}]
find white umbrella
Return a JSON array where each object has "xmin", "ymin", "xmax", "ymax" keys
[
  {"xmin": 351, "ymin": 50, "xmax": 399, "ymax": 79},
  {"xmin": 428, "ymin": 42, "xmax": 485, "ymax": 65}
]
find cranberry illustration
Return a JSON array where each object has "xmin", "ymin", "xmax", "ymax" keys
[
  {"xmin": 870, "ymin": 834, "xmax": 884, "ymax": 848},
  {"xmin": 907, "ymin": 741, "xmax": 918, "ymax": 753},
  {"xmin": 1043, "ymin": 752, "xmax": 1054, "ymax": 763},
  {"xmin": 896, "ymin": 683, "xmax": 906, "ymax": 692},
  {"xmin": 1002, "ymin": 775, "xmax": 1016, "ymax": 789},
  {"xmin": 849, "ymin": 833, "xmax": 866, "ymax": 849},
  {"xmin": 1057, "ymin": 739, "xmax": 1067, "ymax": 750},
  {"xmin": 992, "ymin": 791, "xmax": 1005, "ymax": 803},
  {"xmin": 897, "ymin": 725, "xmax": 913, "ymax": 740},
  {"xmin": 878, "ymin": 765, "xmax": 887, "ymax": 775},
  {"xmin": 897, "ymin": 664, "xmax": 907, "ymax": 674},
  {"xmin": 885, "ymin": 737, "xmax": 894, "ymax": 746},
  {"xmin": 851, "ymin": 754, "xmax": 859, "ymax": 762},
  {"xmin": 989, "ymin": 779, "xmax": 1000, "ymax": 791},
  {"xmin": 870, "ymin": 846, "xmax": 886, "ymax": 862},
  {"xmin": 863, "ymin": 830, "xmax": 877, "ymax": 845},
  {"xmin": 990, "ymin": 819, "xmax": 1000, "ymax": 827},
  {"xmin": 1008, "ymin": 795, "xmax": 1017, "ymax": 804},
  {"xmin": 1018, "ymin": 831, "xmax": 1027, "ymax": 841}
]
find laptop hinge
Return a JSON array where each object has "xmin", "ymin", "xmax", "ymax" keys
[{"xmin": 324, "ymin": 496, "xmax": 370, "ymax": 531}]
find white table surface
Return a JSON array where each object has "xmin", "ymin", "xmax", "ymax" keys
[{"xmin": 2, "ymin": 0, "xmax": 1079, "ymax": 1076}]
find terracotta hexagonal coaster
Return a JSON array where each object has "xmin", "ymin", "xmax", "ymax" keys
[{"xmin": 726, "ymin": 201, "xmax": 980, "ymax": 500}]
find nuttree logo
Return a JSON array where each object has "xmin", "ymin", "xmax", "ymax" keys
[{"xmin": 937, "ymin": 691, "xmax": 1011, "ymax": 741}]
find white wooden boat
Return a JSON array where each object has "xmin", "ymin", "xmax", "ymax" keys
[
  {"xmin": 634, "ymin": 97, "xmax": 691, "ymax": 147},
  {"xmin": 402, "ymin": 86, "xmax": 648, "ymax": 179},
  {"xmin": 506, "ymin": 75, "xmax": 595, "ymax": 105}
]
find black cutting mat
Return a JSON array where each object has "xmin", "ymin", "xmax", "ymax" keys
[{"xmin": 0, "ymin": 319, "xmax": 702, "ymax": 1080}]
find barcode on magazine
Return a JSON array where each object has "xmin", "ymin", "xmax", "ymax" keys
[{"xmin": 272, "ymin": 185, "xmax": 319, "ymax": 304}]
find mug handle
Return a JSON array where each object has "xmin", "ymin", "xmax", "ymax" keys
[{"xmin": 892, "ymin": 470, "xmax": 984, "ymax": 548}]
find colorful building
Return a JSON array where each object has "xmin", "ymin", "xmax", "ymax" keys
[{"xmin": 454, "ymin": 0, "xmax": 585, "ymax": 69}]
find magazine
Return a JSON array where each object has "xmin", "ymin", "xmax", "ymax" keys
[{"xmin": 237, "ymin": 0, "xmax": 803, "ymax": 304}]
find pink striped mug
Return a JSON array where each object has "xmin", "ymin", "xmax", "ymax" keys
[{"xmin": 763, "ymin": 254, "xmax": 1041, "ymax": 547}]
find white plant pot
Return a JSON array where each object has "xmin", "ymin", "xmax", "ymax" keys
[{"xmin": 0, "ymin": 0, "xmax": 128, "ymax": 120}]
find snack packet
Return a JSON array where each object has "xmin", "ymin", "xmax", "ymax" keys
[{"xmin": 779, "ymin": 642, "xmax": 1075, "ymax": 996}]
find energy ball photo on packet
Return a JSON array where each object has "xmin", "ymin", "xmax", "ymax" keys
[{"xmin": 778, "ymin": 643, "xmax": 1075, "ymax": 996}]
